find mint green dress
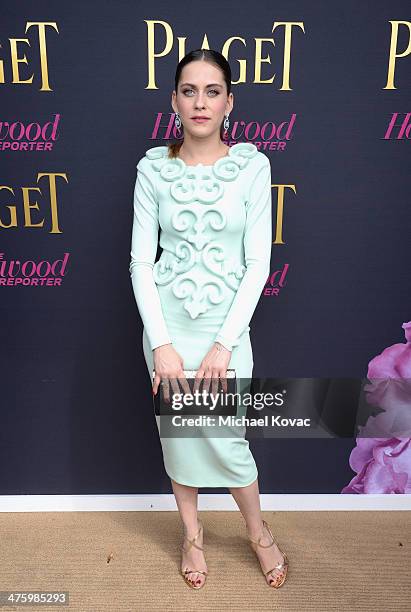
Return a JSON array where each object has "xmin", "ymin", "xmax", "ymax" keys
[{"xmin": 129, "ymin": 142, "xmax": 272, "ymax": 487}]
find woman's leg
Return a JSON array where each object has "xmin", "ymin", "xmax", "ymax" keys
[
  {"xmin": 229, "ymin": 478, "xmax": 287, "ymax": 586},
  {"xmin": 171, "ymin": 478, "xmax": 208, "ymax": 587}
]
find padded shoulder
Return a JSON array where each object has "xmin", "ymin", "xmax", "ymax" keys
[{"xmin": 137, "ymin": 146, "xmax": 169, "ymax": 169}]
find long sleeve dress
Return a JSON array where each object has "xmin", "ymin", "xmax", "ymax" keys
[{"xmin": 129, "ymin": 142, "xmax": 272, "ymax": 487}]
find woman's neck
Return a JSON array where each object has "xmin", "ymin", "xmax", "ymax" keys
[{"xmin": 178, "ymin": 139, "xmax": 229, "ymax": 166}]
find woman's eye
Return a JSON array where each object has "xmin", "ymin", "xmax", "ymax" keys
[{"xmin": 182, "ymin": 89, "xmax": 219, "ymax": 96}]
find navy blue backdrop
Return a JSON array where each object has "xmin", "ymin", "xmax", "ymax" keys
[{"xmin": 1, "ymin": 1, "xmax": 410, "ymax": 494}]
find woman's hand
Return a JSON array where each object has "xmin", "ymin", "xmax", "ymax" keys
[
  {"xmin": 152, "ymin": 343, "xmax": 191, "ymax": 401},
  {"xmin": 193, "ymin": 342, "xmax": 232, "ymax": 397}
]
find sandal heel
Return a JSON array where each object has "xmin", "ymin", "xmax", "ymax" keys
[
  {"xmin": 247, "ymin": 519, "xmax": 289, "ymax": 588},
  {"xmin": 180, "ymin": 519, "xmax": 208, "ymax": 590}
]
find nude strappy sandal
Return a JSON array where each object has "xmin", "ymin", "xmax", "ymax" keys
[
  {"xmin": 180, "ymin": 519, "xmax": 208, "ymax": 590},
  {"xmin": 248, "ymin": 519, "xmax": 289, "ymax": 588}
]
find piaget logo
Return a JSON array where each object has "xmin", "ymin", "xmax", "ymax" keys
[
  {"xmin": 0, "ymin": 252, "xmax": 69, "ymax": 286},
  {"xmin": 0, "ymin": 22, "xmax": 58, "ymax": 91},
  {"xmin": 384, "ymin": 20, "xmax": 411, "ymax": 90},
  {"xmin": 0, "ymin": 172, "xmax": 68, "ymax": 233},
  {"xmin": 145, "ymin": 21, "xmax": 305, "ymax": 90}
]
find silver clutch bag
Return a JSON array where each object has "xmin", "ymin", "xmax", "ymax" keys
[{"xmin": 152, "ymin": 368, "xmax": 237, "ymax": 415}]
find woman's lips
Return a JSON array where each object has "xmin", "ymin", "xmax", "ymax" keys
[{"xmin": 191, "ymin": 118, "xmax": 210, "ymax": 124}]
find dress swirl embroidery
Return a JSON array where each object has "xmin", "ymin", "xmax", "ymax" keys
[
  {"xmin": 170, "ymin": 207, "xmax": 226, "ymax": 250},
  {"xmin": 147, "ymin": 143, "xmax": 258, "ymax": 318},
  {"xmin": 172, "ymin": 277, "xmax": 225, "ymax": 319}
]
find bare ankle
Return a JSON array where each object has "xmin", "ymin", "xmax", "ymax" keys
[
  {"xmin": 246, "ymin": 518, "xmax": 264, "ymax": 539},
  {"xmin": 182, "ymin": 518, "xmax": 201, "ymax": 538}
]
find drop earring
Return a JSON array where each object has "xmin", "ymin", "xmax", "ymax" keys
[
  {"xmin": 174, "ymin": 111, "xmax": 182, "ymax": 138},
  {"xmin": 223, "ymin": 113, "xmax": 230, "ymax": 139}
]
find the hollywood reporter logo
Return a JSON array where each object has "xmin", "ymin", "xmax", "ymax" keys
[
  {"xmin": 264, "ymin": 263, "xmax": 289, "ymax": 296},
  {"xmin": 0, "ymin": 252, "xmax": 69, "ymax": 286},
  {"xmin": 0, "ymin": 114, "xmax": 61, "ymax": 151}
]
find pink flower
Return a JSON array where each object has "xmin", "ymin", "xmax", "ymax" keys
[
  {"xmin": 341, "ymin": 437, "xmax": 411, "ymax": 493},
  {"xmin": 341, "ymin": 321, "xmax": 411, "ymax": 494},
  {"xmin": 367, "ymin": 321, "xmax": 411, "ymax": 379}
]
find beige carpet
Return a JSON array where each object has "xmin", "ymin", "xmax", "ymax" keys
[{"xmin": 0, "ymin": 510, "xmax": 409, "ymax": 611}]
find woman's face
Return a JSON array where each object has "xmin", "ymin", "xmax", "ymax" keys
[{"xmin": 172, "ymin": 60, "xmax": 233, "ymax": 139}]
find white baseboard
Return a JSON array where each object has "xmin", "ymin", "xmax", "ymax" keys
[{"xmin": 0, "ymin": 494, "xmax": 410, "ymax": 512}]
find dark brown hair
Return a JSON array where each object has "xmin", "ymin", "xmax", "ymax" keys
[{"xmin": 167, "ymin": 49, "xmax": 232, "ymax": 159}]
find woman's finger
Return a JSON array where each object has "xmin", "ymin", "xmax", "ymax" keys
[
  {"xmin": 193, "ymin": 368, "xmax": 205, "ymax": 395},
  {"xmin": 170, "ymin": 376, "xmax": 181, "ymax": 407},
  {"xmin": 211, "ymin": 369, "xmax": 220, "ymax": 399},
  {"xmin": 162, "ymin": 378, "xmax": 171, "ymax": 403},
  {"xmin": 220, "ymin": 371, "xmax": 228, "ymax": 393},
  {"xmin": 153, "ymin": 373, "xmax": 161, "ymax": 396},
  {"xmin": 202, "ymin": 368, "xmax": 212, "ymax": 395},
  {"xmin": 178, "ymin": 373, "xmax": 192, "ymax": 397}
]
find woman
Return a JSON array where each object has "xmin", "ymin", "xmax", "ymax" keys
[{"xmin": 129, "ymin": 49, "xmax": 289, "ymax": 590}]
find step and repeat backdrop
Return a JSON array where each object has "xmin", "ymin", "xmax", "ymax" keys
[{"xmin": 1, "ymin": 2, "xmax": 410, "ymax": 496}]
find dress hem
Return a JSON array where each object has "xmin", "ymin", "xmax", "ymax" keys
[{"xmin": 166, "ymin": 469, "xmax": 259, "ymax": 489}]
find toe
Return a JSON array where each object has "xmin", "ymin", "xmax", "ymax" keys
[{"xmin": 268, "ymin": 570, "xmax": 282, "ymax": 586}]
